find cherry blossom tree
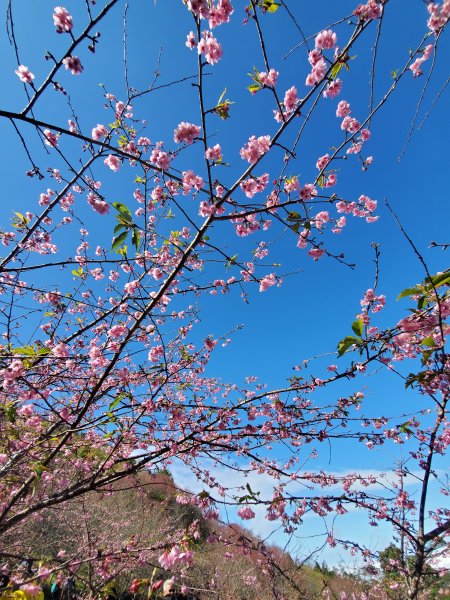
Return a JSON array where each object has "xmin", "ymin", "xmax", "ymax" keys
[{"xmin": 0, "ymin": 0, "xmax": 449, "ymax": 598}]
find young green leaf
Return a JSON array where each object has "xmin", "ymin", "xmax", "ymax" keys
[
  {"xmin": 112, "ymin": 230, "xmax": 129, "ymax": 250},
  {"xmin": 337, "ymin": 336, "xmax": 359, "ymax": 357},
  {"xmin": 351, "ymin": 319, "xmax": 363, "ymax": 337}
]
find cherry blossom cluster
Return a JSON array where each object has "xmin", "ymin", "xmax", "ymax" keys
[
  {"xmin": 240, "ymin": 173, "xmax": 269, "ymax": 198},
  {"xmin": 184, "ymin": 0, "xmax": 233, "ymax": 28},
  {"xmin": 174, "ymin": 121, "xmax": 201, "ymax": 145},
  {"xmin": 240, "ymin": 135, "xmax": 271, "ymax": 164},
  {"xmin": 353, "ymin": 0, "xmax": 384, "ymax": 21},
  {"xmin": 427, "ymin": 1, "xmax": 450, "ymax": 32},
  {"xmin": 187, "ymin": 30, "xmax": 223, "ymax": 64},
  {"xmin": 409, "ymin": 44, "xmax": 433, "ymax": 77},
  {"xmin": 305, "ymin": 29, "xmax": 337, "ymax": 87},
  {"xmin": 274, "ymin": 85, "xmax": 299, "ymax": 121}
]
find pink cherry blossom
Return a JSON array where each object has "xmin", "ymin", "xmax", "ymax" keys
[
  {"xmin": 149, "ymin": 345, "xmax": 164, "ymax": 362},
  {"xmin": 62, "ymin": 56, "xmax": 83, "ymax": 75},
  {"xmin": 259, "ymin": 68, "xmax": 278, "ymax": 87},
  {"xmin": 174, "ymin": 122, "xmax": 201, "ymax": 145},
  {"xmin": 208, "ymin": 0, "xmax": 234, "ymax": 28},
  {"xmin": 92, "ymin": 124, "xmax": 108, "ymax": 141},
  {"xmin": 184, "ymin": 0, "xmax": 210, "ymax": 19},
  {"xmin": 205, "ymin": 144, "xmax": 222, "ymax": 161},
  {"xmin": 90, "ymin": 268, "xmax": 104, "ymax": 280},
  {"xmin": 323, "ymin": 173, "xmax": 337, "ymax": 187},
  {"xmin": 53, "ymin": 6, "xmax": 73, "ymax": 33},
  {"xmin": 240, "ymin": 135, "xmax": 271, "ymax": 164},
  {"xmin": 284, "ymin": 176, "xmax": 299, "ymax": 194},
  {"xmin": 15, "ymin": 65, "xmax": 34, "ymax": 84},
  {"xmin": 315, "ymin": 29, "xmax": 337, "ymax": 50},
  {"xmin": 308, "ymin": 248, "xmax": 325, "ymax": 260},
  {"xmin": 360, "ymin": 194, "xmax": 377, "ymax": 212},
  {"xmin": 149, "ymin": 267, "xmax": 164, "ymax": 280},
  {"xmin": 354, "ymin": 1, "xmax": 383, "ymax": 21},
  {"xmin": 124, "ymin": 280, "xmax": 140, "ymax": 295},
  {"xmin": 204, "ymin": 337, "xmax": 217, "ymax": 350},
  {"xmin": 87, "ymin": 193, "xmax": 109, "ymax": 215},
  {"xmin": 283, "ymin": 86, "xmax": 298, "ymax": 113},
  {"xmin": 198, "ymin": 31, "xmax": 223, "ymax": 64},
  {"xmin": 238, "ymin": 506, "xmax": 256, "ymax": 519},
  {"xmin": 44, "ymin": 129, "xmax": 59, "ymax": 147},
  {"xmin": 150, "ymin": 148, "xmax": 171, "ymax": 171},
  {"xmin": 259, "ymin": 273, "xmax": 276, "ymax": 292},
  {"xmin": 240, "ymin": 173, "xmax": 269, "ymax": 198},
  {"xmin": 182, "ymin": 170, "xmax": 204, "ymax": 194},
  {"xmin": 323, "ymin": 79, "xmax": 342, "ymax": 98},
  {"xmin": 341, "ymin": 116, "xmax": 361, "ymax": 133},
  {"xmin": 108, "ymin": 325, "xmax": 127, "ymax": 338},
  {"xmin": 53, "ymin": 343, "xmax": 69, "ymax": 357},
  {"xmin": 305, "ymin": 58, "xmax": 327, "ymax": 86},
  {"xmin": 104, "ymin": 155, "xmax": 121, "ymax": 172},
  {"xmin": 308, "ymin": 48, "xmax": 323, "ymax": 66},
  {"xmin": 336, "ymin": 100, "xmax": 351, "ymax": 117},
  {"xmin": 21, "ymin": 584, "xmax": 42, "ymax": 598},
  {"xmin": 316, "ymin": 154, "xmax": 330, "ymax": 170},
  {"xmin": 409, "ymin": 44, "xmax": 433, "ymax": 77},
  {"xmin": 427, "ymin": 2, "xmax": 450, "ymax": 33},
  {"xmin": 186, "ymin": 31, "xmax": 197, "ymax": 49},
  {"xmin": 300, "ymin": 184, "xmax": 317, "ymax": 200}
]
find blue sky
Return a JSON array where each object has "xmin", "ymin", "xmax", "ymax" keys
[{"xmin": 0, "ymin": 0, "xmax": 449, "ymax": 567}]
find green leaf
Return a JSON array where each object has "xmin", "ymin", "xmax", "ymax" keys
[
  {"xmin": 351, "ymin": 319, "xmax": 363, "ymax": 337},
  {"xmin": 261, "ymin": 0, "xmax": 280, "ymax": 12},
  {"xmin": 428, "ymin": 271, "xmax": 450, "ymax": 288},
  {"xmin": 217, "ymin": 87, "xmax": 227, "ymax": 105},
  {"xmin": 337, "ymin": 336, "xmax": 359, "ymax": 357},
  {"xmin": 399, "ymin": 422, "xmax": 413, "ymax": 435},
  {"xmin": 71, "ymin": 267, "xmax": 83, "ymax": 277},
  {"xmin": 391, "ymin": 69, "xmax": 399, "ymax": 79},
  {"xmin": 112, "ymin": 230, "xmax": 129, "ymax": 250},
  {"xmin": 112, "ymin": 202, "xmax": 132, "ymax": 222},
  {"xmin": 12, "ymin": 345, "xmax": 36, "ymax": 356},
  {"xmin": 397, "ymin": 287, "xmax": 420, "ymax": 301},
  {"xmin": 238, "ymin": 495, "xmax": 253, "ymax": 503},
  {"xmin": 421, "ymin": 350, "xmax": 433, "ymax": 366},
  {"xmin": 225, "ymin": 254, "xmax": 238, "ymax": 270},
  {"xmin": 4, "ymin": 404, "xmax": 17, "ymax": 423},
  {"xmin": 131, "ymin": 228, "xmax": 141, "ymax": 251},
  {"xmin": 114, "ymin": 223, "xmax": 127, "ymax": 235},
  {"xmin": 248, "ymin": 83, "xmax": 262, "ymax": 94},
  {"xmin": 108, "ymin": 392, "xmax": 126, "ymax": 413},
  {"xmin": 34, "ymin": 463, "xmax": 46, "ymax": 480},
  {"xmin": 330, "ymin": 62, "xmax": 344, "ymax": 80},
  {"xmin": 37, "ymin": 348, "xmax": 52, "ymax": 356}
]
